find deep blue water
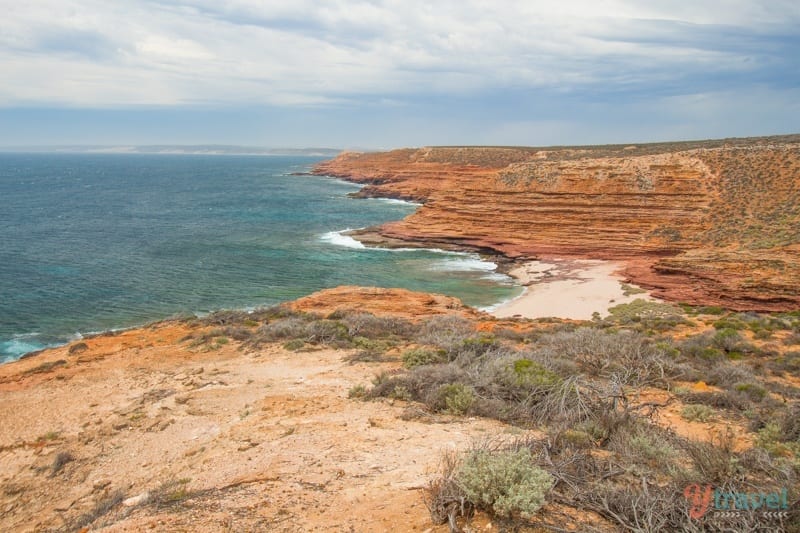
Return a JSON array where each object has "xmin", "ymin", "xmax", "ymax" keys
[{"xmin": 0, "ymin": 153, "xmax": 520, "ymax": 361}]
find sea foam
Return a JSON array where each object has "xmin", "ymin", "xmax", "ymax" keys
[{"xmin": 320, "ymin": 230, "xmax": 366, "ymax": 249}]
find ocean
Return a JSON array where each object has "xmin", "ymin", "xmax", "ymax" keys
[{"xmin": 0, "ymin": 153, "xmax": 521, "ymax": 361}]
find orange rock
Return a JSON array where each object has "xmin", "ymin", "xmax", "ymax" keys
[
  {"xmin": 287, "ymin": 286, "xmax": 482, "ymax": 319},
  {"xmin": 312, "ymin": 137, "xmax": 800, "ymax": 311}
]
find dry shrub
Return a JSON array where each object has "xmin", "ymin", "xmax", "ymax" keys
[
  {"xmin": 425, "ymin": 449, "xmax": 472, "ymax": 529},
  {"xmin": 254, "ymin": 316, "xmax": 310, "ymax": 342},
  {"xmin": 68, "ymin": 489, "xmax": 126, "ymax": 531},
  {"xmin": 532, "ymin": 327, "xmax": 676, "ymax": 386},
  {"xmin": 416, "ymin": 315, "xmax": 474, "ymax": 352},
  {"xmin": 580, "ymin": 483, "xmax": 701, "ymax": 533},
  {"xmin": 338, "ymin": 311, "xmax": 415, "ymax": 339},
  {"xmin": 681, "ymin": 432, "xmax": 739, "ymax": 484}
]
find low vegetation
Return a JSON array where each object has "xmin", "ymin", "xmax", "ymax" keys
[{"xmin": 160, "ymin": 305, "xmax": 800, "ymax": 530}]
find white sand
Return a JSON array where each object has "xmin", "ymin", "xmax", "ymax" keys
[{"xmin": 490, "ymin": 259, "xmax": 656, "ymax": 320}]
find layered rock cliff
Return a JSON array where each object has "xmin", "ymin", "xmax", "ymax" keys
[{"xmin": 312, "ymin": 136, "xmax": 800, "ymax": 310}]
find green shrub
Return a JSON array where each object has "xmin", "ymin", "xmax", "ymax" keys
[
  {"xmin": 713, "ymin": 318, "xmax": 746, "ymax": 331},
  {"xmin": 606, "ymin": 299, "xmax": 687, "ymax": 330},
  {"xmin": 456, "ymin": 448, "xmax": 552, "ymax": 518},
  {"xmin": 402, "ymin": 348, "xmax": 445, "ymax": 368},
  {"xmin": 348, "ymin": 384, "xmax": 367, "ymax": 399},
  {"xmin": 713, "ymin": 328, "xmax": 746, "ymax": 352},
  {"xmin": 512, "ymin": 359, "xmax": 561, "ymax": 388},
  {"xmin": 698, "ymin": 306, "xmax": 726, "ymax": 315},
  {"xmin": 452, "ymin": 335, "xmax": 501, "ymax": 359},
  {"xmin": 438, "ymin": 383, "xmax": 475, "ymax": 415},
  {"xmin": 557, "ymin": 428, "xmax": 596, "ymax": 449},
  {"xmin": 282, "ymin": 339, "xmax": 306, "ymax": 351},
  {"xmin": 681, "ymin": 404, "xmax": 716, "ymax": 422},
  {"xmin": 389, "ymin": 385, "xmax": 413, "ymax": 401},
  {"xmin": 339, "ymin": 312, "xmax": 415, "ymax": 339},
  {"xmin": 734, "ymin": 382, "xmax": 767, "ymax": 402},
  {"xmin": 754, "ymin": 422, "xmax": 800, "ymax": 461}
]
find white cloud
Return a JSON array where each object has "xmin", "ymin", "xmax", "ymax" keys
[{"xmin": 0, "ymin": 0, "xmax": 796, "ymax": 107}]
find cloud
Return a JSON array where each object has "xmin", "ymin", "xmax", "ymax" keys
[
  {"xmin": 0, "ymin": 1, "xmax": 797, "ymax": 147},
  {"xmin": 0, "ymin": 0, "xmax": 796, "ymax": 108}
]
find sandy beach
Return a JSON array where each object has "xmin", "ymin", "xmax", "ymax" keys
[{"xmin": 490, "ymin": 259, "xmax": 655, "ymax": 320}]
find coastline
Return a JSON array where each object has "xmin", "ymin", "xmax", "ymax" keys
[
  {"xmin": 321, "ymin": 182, "xmax": 658, "ymax": 322},
  {"xmin": 490, "ymin": 259, "xmax": 656, "ymax": 320}
]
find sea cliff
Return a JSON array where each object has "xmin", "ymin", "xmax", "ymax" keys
[{"xmin": 312, "ymin": 135, "xmax": 800, "ymax": 310}]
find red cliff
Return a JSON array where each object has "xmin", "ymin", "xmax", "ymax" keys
[{"xmin": 312, "ymin": 137, "xmax": 800, "ymax": 311}]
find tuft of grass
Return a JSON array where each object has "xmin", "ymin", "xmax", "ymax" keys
[
  {"xmin": 36, "ymin": 430, "xmax": 61, "ymax": 443},
  {"xmin": 680, "ymin": 404, "xmax": 716, "ymax": 423},
  {"xmin": 70, "ymin": 490, "xmax": 125, "ymax": 530},
  {"xmin": 347, "ymin": 384, "xmax": 368, "ymax": 399},
  {"xmin": 50, "ymin": 451, "xmax": 74, "ymax": 476},
  {"xmin": 282, "ymin": 339, "xmax": 306, "ymax": 351},
  {"xmin": 148, "ymin": 478, "xmax": 194, "ymax": 507}
]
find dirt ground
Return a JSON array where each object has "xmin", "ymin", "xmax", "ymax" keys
[{"xmin": 0, "ymin": 323, "xmax": 520, "ymax": 532}]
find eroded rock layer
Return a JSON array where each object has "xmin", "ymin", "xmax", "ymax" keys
[{"xmin": 312, "ymin": 136, "xmax": 800, "ymax": 310}]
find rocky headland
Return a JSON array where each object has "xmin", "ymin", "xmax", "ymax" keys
[{"xmin": 312, "ymin": 135, "xmax": 800, "ymax": 311}]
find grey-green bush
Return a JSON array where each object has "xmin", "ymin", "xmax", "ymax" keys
[{"xmin": 456, "ymin": 448, "xmax": 552, "ymax": 518}]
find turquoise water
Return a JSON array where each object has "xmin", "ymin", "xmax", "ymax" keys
[{"xmin": 0, "ymin": 153, "xmax": 520, "ymax": 361}]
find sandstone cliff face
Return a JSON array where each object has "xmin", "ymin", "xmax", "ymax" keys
[{"xmin": 312, "ymin": 137, "xmax": 800, "ymax": 310}]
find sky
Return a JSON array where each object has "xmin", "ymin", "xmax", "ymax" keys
[{"xmin": 1, "ymin": 0, "xmax": 798, "ymax": 149}]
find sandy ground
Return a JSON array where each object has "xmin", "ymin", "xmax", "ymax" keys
[
  {"xmin": 0, "ymin": 322, "xmax": 523, "ymax": 532},
  {"xmin": 491, "ymin": 259, "xmax": 655, "ymax": 320}
]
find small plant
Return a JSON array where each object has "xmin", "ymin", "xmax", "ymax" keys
[
  {"xmin": 70, "ymin": 490, "xmax": 125, "ymax": 530},
  {"xmin": 149, "ymin": 478, "xmax": 193, "ymax": 507},
  {"xmin": 699, "ymin": 306, "xmax": 726, "ymax": 315},
  {"xmin": 348, "ymin": 384, "xmax": 367, "ymax": 399},
  {"xmin": 68, "ymin": 342, "xmax": 89, "ymax": 355},
  {"xmin": 438, "ymin": 383, "xmax": 474, "ymax": 415},
  {"xmin": 455, "ymin": 447, "xmax": 552, "ymax": 519},
  {"xmin": 50, "ymin": 451, "xmax": 74, "ymax": 476},
  {"xmin": 282, "ymin": 339, "xmax": 306, "ymax": 351},
  {"xmin": 37, "ymin": 431, "xmax": 61, "ymax": 443},
  {"xmin": 402, "ymin": 348, "xmax": 445, "ymax": 368},
  {"xmin": 754, "ymin": 422, "xmax": 800, "ymax": 461},
  {"xmin": 734, "ymin": 382, "xmax": 767, "ymax": 402},
  {"xmin": 783, "ymin": 332, "xmax": 800, "ymax": 346},
  {"xmin": 512, "ymin": 359, "xmax": 561, "ymax": 388},
  {"xmin": 389, "ymin": 385, "xmax": 413, "ymax": 401},
  {"xmin": 344, "ymin": 349, "xmax": 387, "ymax": 363},
  {"xmin": 681, "ymin": 404, "xmax": 716, "ymax": 422},
  {"xmin": 620, "ymin": 283, "xmax": 646, "ymax": 296},
  {"xmin": 713, "ymin": 328, "xmax": 747, "ymax": 352},
  {"xmin": 557, "ymin": 428, "xmax": 596, "ymax": 449}
]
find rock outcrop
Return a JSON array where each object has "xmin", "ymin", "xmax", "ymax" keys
[
  {"xmin": 288, "ymin": 286, "xmax": 482, "ymax": 319},
  {"xmin": 312, "ymin": 136, "xmax": 800, "ymax": 311}
]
